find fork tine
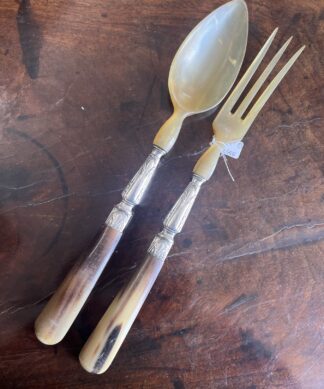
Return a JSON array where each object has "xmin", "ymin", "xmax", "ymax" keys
[
  {"xmin": 235, "ymin": 36, "xmax": 293, "ymax": 118},
  {"xmin": 217, "ymin": 28, "xmax": 278, "ymax": 114},
  {"xmin": 244, "ymin": 45, "xmax": 305, "ymax": 128}
]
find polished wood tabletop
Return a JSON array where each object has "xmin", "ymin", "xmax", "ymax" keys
[{"xmin": 0, "ymin": 0, "xmax": 323, "ymax": 388}]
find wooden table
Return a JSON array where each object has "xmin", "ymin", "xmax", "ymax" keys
[{"xmin": 0, "ymin": 0, "xmax": 323, "ymax": 387}]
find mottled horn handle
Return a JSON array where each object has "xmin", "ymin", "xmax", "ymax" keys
[
  {"xmin": 34, "ymin": 225, "xmax": 122, "ymax": 345},
  {"xmin": 79, "ymin": 175, "xmax": 205, "ymax": 373},
  {"xmin": 35, "ymin": 147, "xmax": 165, "ymax": 345},
  {"xmin": 79, "ymin": 253, "xmax": 164, "ymax": 374}
]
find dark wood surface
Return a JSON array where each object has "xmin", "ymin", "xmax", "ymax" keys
[{"xmin": 0, "ymin": 0, "xmax": 323, "ymax": 388}]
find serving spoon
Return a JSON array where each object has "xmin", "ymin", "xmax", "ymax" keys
[{"xmin": 35, "ymin": 0, "xmax": 248, "ymax": 346}]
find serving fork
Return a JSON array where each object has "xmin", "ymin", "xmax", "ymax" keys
[{"xmin": 79, "ymin": 28, "xmax": 305, "ymax": 374}]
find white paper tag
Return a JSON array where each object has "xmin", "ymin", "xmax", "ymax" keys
[{"xmin": 221, "ymin": 141, "xmax": 244, "ymax": 159}]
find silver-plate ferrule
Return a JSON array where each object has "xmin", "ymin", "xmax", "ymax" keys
[
  {"xmin": 106, "ymin": 146, "xmax": 165, "ymax": 232},
  {"xmin": 148, "ymin": 175, "xmax": 205, "ymax": 260}
]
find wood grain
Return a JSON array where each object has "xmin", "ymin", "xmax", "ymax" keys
[{"xmin": 0, "ymin": 0, "xmax": 323, "ymax": 388}]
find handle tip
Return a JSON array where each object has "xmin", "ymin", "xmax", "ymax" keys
[
  {"xmin": 79, "ymin": 350, "xmax": 111, "ymax": 375},
  {"xmin": 79, "ymin": 354, "xmax": 95, "ymax": 374},
  {"xmin": 34, "ymin": 316, "xmax": 64, "ymax": 345},
  {"xmin": 79, "ymin": 354, "xmax": 102, "ymax": 374},
  {"xmin": 79, "ymin": 324, "xmax": 120, "ymax": 374}
]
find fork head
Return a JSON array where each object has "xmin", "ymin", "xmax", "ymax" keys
[
  {"xmin": 193, "ymin": 28, "xmax": 304, "ymax": 181},
  {"xmin": 212, "ymin": 28, "xmax": 305, "ymax": 143}
]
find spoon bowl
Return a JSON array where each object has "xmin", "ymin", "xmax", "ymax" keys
[
  {"xmin": 154, "ymin": 0, "xmax": 248, "ymax": 151},
  {"xmin": 170, "ymin": 0, "xmax": 248, "ymax": 113}
]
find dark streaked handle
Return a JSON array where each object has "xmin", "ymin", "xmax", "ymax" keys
[
  {"xmin": 79, "ymin": 254, "xmax": 164, "ymax": 374},
  {"xmin": 79, "ymin": 175, "xmax": 205, "ymax": 374},
  {"xmin": 35, "ymin": 226, "xmax": 122, "ymax": 345},
  {"xmin": 35, "ymin": 147, "xmax": 165, "ymax": 345}
]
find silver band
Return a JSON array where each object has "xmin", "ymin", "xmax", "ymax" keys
[
  {"xmin": 106, "ymin": 146, "xmax": 165, "ymax": 232},
  {"xmin": 148, "ymin": 175, "xmax": 205, "ymax": 260}
]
